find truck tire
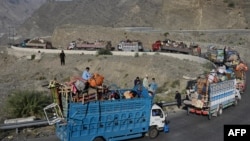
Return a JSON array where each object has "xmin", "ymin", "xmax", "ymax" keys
[
  {"xmin": 93, "ymin": 137, "xmax": 104, "ymax": 141},
  {"xmin": 148, "ymin": 127, "xmax": 159, "ymax": 139}
]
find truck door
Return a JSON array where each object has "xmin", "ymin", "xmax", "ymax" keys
[
  {"xmin": 150, "ymin": 105, "xmax": 166, "ymax": 129},
  {"xmin": 117, "ymin": 44, "xmax": 122, "ymax": 51}
]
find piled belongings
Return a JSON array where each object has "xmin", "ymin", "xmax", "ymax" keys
[
  {"xmin": 235, "ymin": 61, "xmax": 248, "ymax": 72},
  {"xmin": 61, "ymin": 73, "xmax": 104, "ymax": 102},
  {"xmin": 184, "ymin": 66, "xmax": 235, "ymax": 108},
  {"xmin": 234, "ymin": 61, "xmax": 248, "ymax": 93},
  {"xmin": 225, "ymin": 49, "xmax": 240, "ymax": 67},
  {"xmin": 66, "ymin": 76, "xmax": 87, "ymax": 94},
  {"xmin": 123, "ymin": 90, "xmax": 138, "ymax": 99},
  {"xmin": 183, "ymin": 91, "xmax": 204, "ymax": 109},
  {"xmin": 49, "ymin": 73, "xmax": 120, "ymax": 103},
  {"xmin": 88, "ymin": 73, "xmax": 104, "ymax": 87}
]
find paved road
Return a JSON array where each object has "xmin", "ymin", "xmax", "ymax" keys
[
  {"xmin": 27, "ymin": 68, "xmax": 250, "ymax": 141},
  {"xmin": 9, "ymin": 45, "xmax": 210, "ymax": 64}
]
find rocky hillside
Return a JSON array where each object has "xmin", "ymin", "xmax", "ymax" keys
[
  {"xmin": 1, "ymin": 0, "xmax": 250, "ymax": 43},
  {"xmin": 0, "ymin": 0, "xmax": 46, "ymax": 34}
]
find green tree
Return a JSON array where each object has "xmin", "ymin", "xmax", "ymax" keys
[
  {"xmin": 163, "ymin": 32, "xmax": 169, "ymax": 38},
  {"xmin": 5, "ymin": 90, "xmax": 51, "ymax": 119}
]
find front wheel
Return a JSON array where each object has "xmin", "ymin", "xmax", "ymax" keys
[
  {"xmin": 93, "ymin": 137, "xmax": 104, "ymax": 141},
  {"xmin": 148, "ymin": 127, "xmax": 159, "ymax": 139}
]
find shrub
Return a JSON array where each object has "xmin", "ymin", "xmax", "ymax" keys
[
  {"xmin": 5, "ymin": 90, "xmax": 51, "ymax": 119},
  {"xmin": 154, "ymin": 52, "xmax": 160, "ymax": 55},
  {"xmin": 31, "ymin": 54, "xmax": 36, "ymax": 60},
  {"xmin": 171, "ymin": 80, "xmax": 180, "ymax": 88},
  {"xmin": 228, "ymin": 2, "xmax": 235, "ymax": 8},
  {"xmin": 87, "ymin": 58, "xmax": 92, "ymax": 62},
  {"xmin": 124, "ymin": 73, "xmax": 128, "ymax": 78},
  {"xmin": 157, "ymin": 81, "xmax": 169, "ymax": 93},
  {"xmin": 97, "ymin": 49, "xmax": 113, "ymax": 55},
  {"xmin": 134, "ymin": 52, "xmax": 139, "ymax": 57},
  {"xmin": 163, "ymin": 32, "xmax": 169, "ymax": 38},
  {"xmin": 37, "ymin": 76, "xmax": 46, "ymax": 80}
]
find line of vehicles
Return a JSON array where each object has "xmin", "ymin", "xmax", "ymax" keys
[
  {"xmin": 67, "ymin": 38, "xmax": 201, "ymax": 55},
  {"xmin": 183, "ymin": 45, "xmax": 247, "ymax": 119},
  {"xmin": 16, "ymin": 37, "xmax": 202, "ymax": 56}
]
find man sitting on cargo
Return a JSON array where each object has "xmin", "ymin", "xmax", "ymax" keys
[
  {"xmin": 82, "ymin": 67, "xmax": 92, "ymax": 81},
  {"xmin": 82, "ymin": 67, "xmax": 92, "ymax": 90}
]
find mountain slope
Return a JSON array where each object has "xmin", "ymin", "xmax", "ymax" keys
[
  {"xmin": 16, "ymin": 0, "xmax": 250, "ymax": 38},
  {"xmin": 0, "ymin": 0, "xmax": 46, "ymax": 33},
  {"xmin": 0, "ymin": 0, "xmax": 250, "ymax": 45}
]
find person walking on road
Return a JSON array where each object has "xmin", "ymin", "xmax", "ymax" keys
[
  {"xmin": 175, "ymin": 91, "xmax": 182, "ymax": 109},
  {"xmin": 59, "ymin": 50, "xmax": 66, "ymax": 66}
]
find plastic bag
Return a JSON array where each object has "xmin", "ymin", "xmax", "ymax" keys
[{"xmin": 164, "ymin": 124, "xmax": 169, "ymax": 133}]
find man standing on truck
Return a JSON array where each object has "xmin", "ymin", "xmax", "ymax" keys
[
  {"xmin": 149, "ymin": 77, "xmax": 158, "ymax": 95},
  {"xmin": 59, "ymin": 50, "xmax": 66, "ymax": 66},
  {"xmin": 143, "ymin": 75, "xmax": 149, "ymax": 90},
  {"xmin": 134, "ymin": 76, "xmax": 141, "ymax": 86}
]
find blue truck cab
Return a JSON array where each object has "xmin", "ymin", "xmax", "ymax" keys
[{"xmin": 44, "ymin": 84, "xmax": 168, "ymax": 141}]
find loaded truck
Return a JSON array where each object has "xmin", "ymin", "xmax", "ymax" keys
[
  {"xmin": 117, "ymin": 40, "xmax": 144, "ymax": 52},
  {"xmin": 204, "ymin": 45, "xmax": 225, "ymax": 64},
  {"xmin": 68, "ymin": 39, "xmax": 114, "ymax": 50},
  {"xmin": 44, "ymin": 83, "xmax": 169, "ymax": 141},
  {"xmin": 20, "ymin": 38, "xmax": 53, "ymax": 49},
  {"xmin": 183, "ymin": 79, "xmax": 241, "ymax": 120},
  {"xmin": 152, "ymin": 39, "xmax": 201, "ymax": 56}
]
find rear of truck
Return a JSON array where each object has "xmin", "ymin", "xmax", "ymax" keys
[
  {"xmin": 185, "ymin": 79, "xmax": 240, "ymax": 119},
  {"xmin": 207, "ymin": 79, "xmax": 240, "ymax": 119},
  {"xmin": 117, "ymin": 41, "xmax": 144, "ymax": 52}
]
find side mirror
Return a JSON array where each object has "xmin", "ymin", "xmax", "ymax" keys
[{"xmin": 160, "ymin": 114, "xmax": 163, "ymax": 118}]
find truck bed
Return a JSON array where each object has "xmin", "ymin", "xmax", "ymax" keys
[
  {"xmin": 161, "ymin": 46, "xmax": 193, "ymax": 54},
  {"xmin": 57, "ymin": 97, "xmax": 152, "ymax": 141},
  {"xmin": 51, "ymin": 85, "xmax": 154, "ymax": 141}
]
